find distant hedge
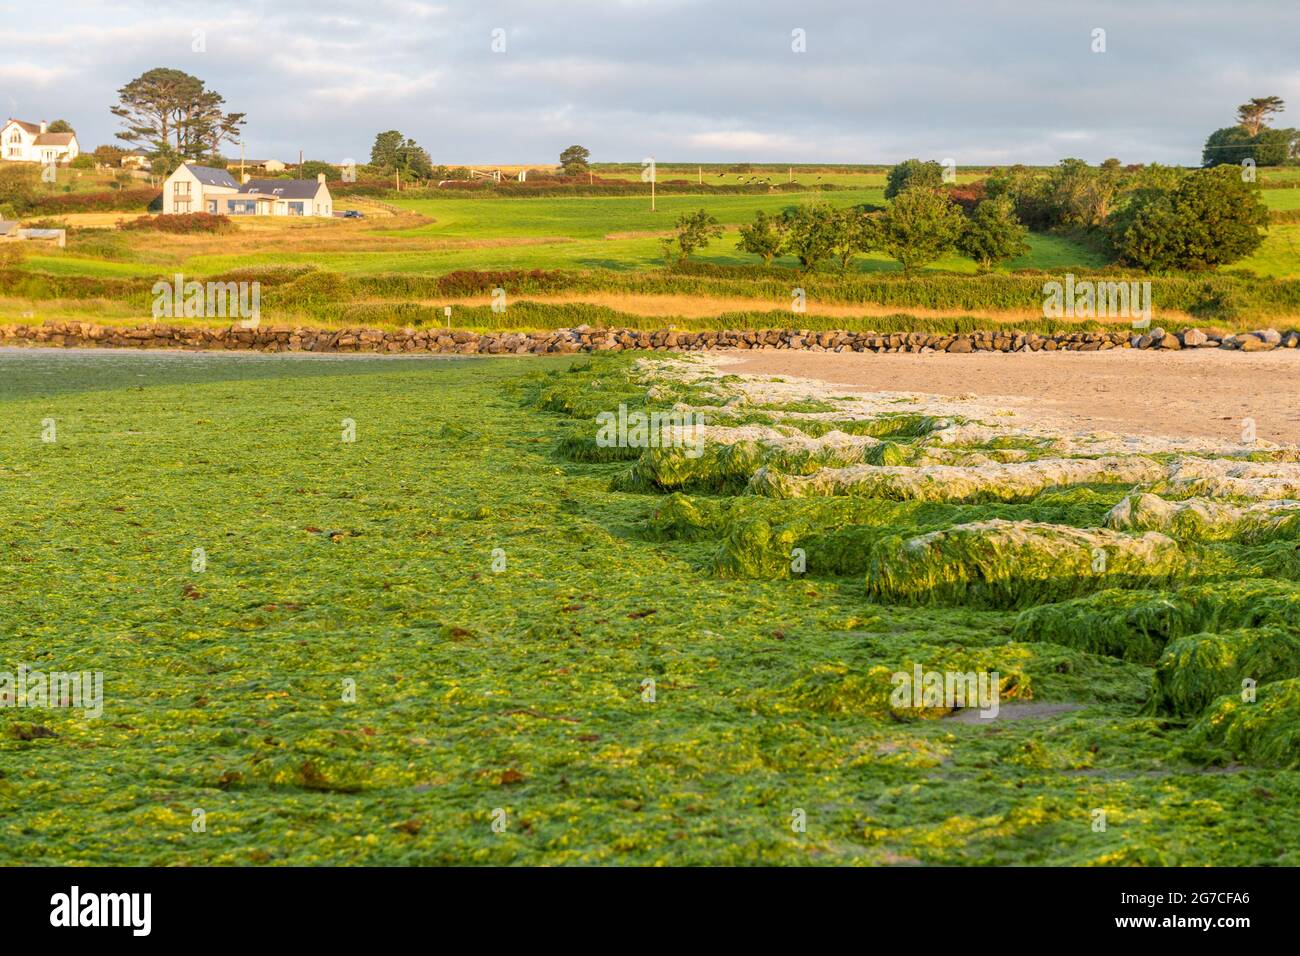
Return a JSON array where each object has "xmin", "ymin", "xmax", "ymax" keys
[
  {"xmin": 25, "ymin": 188, "xmax": 161, "ymax": 215},
  {"xmin": 5, "ymin": 263, "xmax": 1299, "ymax": 326},
  {"xmin": 333, "ymin": 181, "xmax": 848, "ymax": 201}
]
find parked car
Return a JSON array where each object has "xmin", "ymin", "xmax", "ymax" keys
[{"xmin": 340, "ymin": 210, "xmax": 365, "ymax": 219}]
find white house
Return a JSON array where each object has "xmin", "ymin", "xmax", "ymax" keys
[
  {"xmin": 242, "ymin": 159, "xmax": 287, "ymax": 173},
  {"xmin": 162, "ymin": 164, "xmax": 240, "ymax": 214},
  {"xmin": 162, "ymin": 163, "xmax": 333, "ymax": 217},
  {"xmin": 1, "ymin": 119, "xmax": 80, "ymax": 164}
]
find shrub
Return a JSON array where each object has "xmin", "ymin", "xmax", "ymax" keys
[
  {"xmin": 958, "ymin": 197, "xmax": 1030, "ymax": 271},
  {"xmin": 779, "ymin": 202, "xmax": 841, "ymax": 271},
  {"xmin": 736, "ymin": 210, "xmax": 787, "ymax": 265},
  {"xmin": 1107, "ymin": 166, "xmax": 1269, "ymax": 270},
  {"xmin": 118, "ymin": 212, "xmax": 234, "ymax": 234},
  {"xmin": 660, "ymin": 209, "xmax": 724, "ymax": 265},
  {"xmin": 25, "ymin": 187, "xmax": 161, "ymax": 215},
  {"xmin": 885, "ymin": 159, "xmax": 944, "ymax": 199},
  {"xmin": 877, "ymin": 188, "xmax": 967, "ymax": 273}
]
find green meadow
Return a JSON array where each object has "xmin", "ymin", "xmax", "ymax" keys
[{"xmin": 13, "ymin": 176, "xmax": 1298, "ymax": 288}]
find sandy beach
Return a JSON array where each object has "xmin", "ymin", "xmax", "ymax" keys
[{"xmin": 708, "ymin": 348, "xmax": 1300, "ymax": 446}]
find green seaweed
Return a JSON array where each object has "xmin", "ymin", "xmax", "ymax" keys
[
  {"xmin": 865, "ymin": 521, "xmax": 1189, "ymax": 610},
  {"xmin": 1188, "ymin": 677, "xmax": 1300, "ymax": 769},
  {"xmin": 1151, "ymin": 626, "xmax": 1300, "ymax": 717}
]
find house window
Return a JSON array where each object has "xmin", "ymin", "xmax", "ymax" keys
[
  {"xmin": 288, "ymin": 202, "xmax": 304, "ymax": 215},
  {"xmin": 173, "ymin": 181, "xmax": 190, "ymax": 196}
]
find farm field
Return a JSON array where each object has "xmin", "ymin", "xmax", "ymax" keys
[
  {"xmin": 3, "ymin": 348, "xmax": 1299, "ymax": 866},
  {"xmin": 9, "ymin": 172, "xmax": 1299, "ymax": 299}
]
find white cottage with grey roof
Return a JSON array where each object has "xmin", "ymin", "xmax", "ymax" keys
[{"xmin": 162, "ymin": 163, "xmax": 333, "ymax": 217}]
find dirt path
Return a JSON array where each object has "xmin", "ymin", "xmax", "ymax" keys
[{"xmin": 708, "ymin": 349, "xmax": 1300, "ymax": 445}]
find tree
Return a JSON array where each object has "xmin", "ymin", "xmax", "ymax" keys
[
  {"xmin": 93, "ymin": 144, "xmax": 129, "ymax": 167},
  {"xmin": 111, "ymin": 68, "xmax": 244, "ymax": 161},
  {"xmin": 300, "ymin": 160, "xmax": 341, "ymax": 181},
  {"xmin": 559, "ymin": 145, "xmax": 590, "ymax": 176},
  {"xmin": 830, "ymin": 206, "xmax": 876, "ymax": 271},
  {"xmin": 736, "ymin": 209, "xmax": 787, "ymax": 265},
  {"xmin": 370, "ymin": 130, "xmax": 405, "ymax": 169},
  {"xmin": 1202, "ymin": 126, "xmax": 1257, "ymax": 167},
  {"xmin": 661, "ymin": 209, "xmax": 723, "ymax": 264},
  {"xmin": 369, "ymin": 131, "xmax": 432, "ymax": 180},
  {"xmin": 1236, "ymin": 96, "xmax": 1286, "ymax": 136},
  {"xmin": 1254, "ymin": 128, "xmax": 1297, "ymax": 166},
  {"xmin": 1044, "ymin": 158, "xmax": 1120, "ymax": 228},
  {"xmin": 884, "ymin": 159, "xmax": 943, "ymax": 199},
  {"xmin": 0, "ymin": 164, "xmax": 39, "ymax": 217},
  {"xmin": 985, "ymin": 165, "xmax": 1053, "ymax": 230},
  {"xmin": 779, "ymin": 202, "xmax": 841, "ymax": 271},
  {"xmin": 1107, "ymin": 165, "xmax": 1269, "ymax": 270},
  {"xmin": 958, "ymin": 197, "xmax": 1029, "ymax": 271},
  {"xmin": 876, "ymin": 188, "xmax": 966, "ymax": 274},
  {"xmin": 47, "ymin": 119, "xmax": 74, "ymax": 133}
]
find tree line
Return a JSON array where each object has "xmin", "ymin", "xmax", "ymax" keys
[{"xmin": 664, "ymin": 153, "xmax": 1270, "ymax": 274}]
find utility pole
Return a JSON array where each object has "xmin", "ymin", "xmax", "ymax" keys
[
  {"xmin": 299, "ymin": 148, "xmax": 304, "ymax": 172},
  {"xmin": 240, "ymin": 139, "xmax": 245, "ymax": 180},
  {"xmin": 698, "ymin": 166, "xmax": 702, "ymax": 185},
  {"xmin": 396, "ymin": 169, "xmax": 401, "ymax": 191},
  {"xmin": 650, "ymin": 154, "xmax": 656, "ymax": 212}
]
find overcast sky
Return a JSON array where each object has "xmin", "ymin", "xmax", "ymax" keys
[{"xmin": 2, "ymin": 0, "xmax": 1296, "ymax": 166}]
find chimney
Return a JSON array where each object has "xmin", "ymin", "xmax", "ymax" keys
[
  {"xmin": 241, "ymin": 173, "xmax": 250, "ymax": 184},
  {"xmin": 317, "ymin": 173, "xmax": 326, "ymax": 184},
  {"xmin": 39, "ymin": 120, "xmax": 48, "ymax": 134}
]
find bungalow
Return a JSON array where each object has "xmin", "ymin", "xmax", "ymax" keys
[
  {"xmin": 1, "ymin": 119, "xmax": 80, "ymax": 164},
  {"xmin": 241, "ymin": 159, "xmax": 287, "ymax": 173},
  {"xmin": 162, "ymin": 163, "xmax": 333, "ymax": 217}
]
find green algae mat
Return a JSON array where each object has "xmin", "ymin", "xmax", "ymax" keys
[{"xmin": 1, "ymin": 348, "xmax": 1298, "ymax": 865}]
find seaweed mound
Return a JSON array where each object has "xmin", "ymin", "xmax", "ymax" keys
[
  {"xmin": 1167, "ymin": 458, "xmax": 1300, "ymax": 500},
  {"xmin": 1106, "ymin": 492, "xmax": 1300, "ymax": 541},
  {"xmin": 865, "ymin": 520, "xmax": 1187, "ymax": 610},
  {"xmin": 1151, "ymin": 626, "xmax": 1300, "ymax": 717},
  {"xmin": 1188, "ymin": 676, "xmax": 1300, "ymax": 769},
  {"xmin": 748, "ymin": 456, "xmax": 1164, "ymax": 502}
]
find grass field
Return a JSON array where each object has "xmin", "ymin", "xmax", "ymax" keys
[
  {"xmin": 4, "ymin": 166, "xmax": 1298, "ymax": 334},
  {"xmin": 3, "ymin": 348, "xmax": 1298, "ymax": 865},
  {"xmin": 14, "ymin": 174, "xmax": 1298, "ymax": 281}
]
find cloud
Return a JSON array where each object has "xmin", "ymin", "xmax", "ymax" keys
[{"xmin": 0, "ymin": 0, "xmax": 1295, "ymax": 163}]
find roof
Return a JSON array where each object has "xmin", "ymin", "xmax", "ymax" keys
[
  {"xmin": 34, "ymin": 132, "xmax": 75, "ymax": 146},
  {"xmin": 237, "ymin": 179, "xmax": 323, "ymax": 200},
  {"xmin": 182, "ymin": 164, "xmax": 239, "ymax": 188},
  {"xmin": 5, "ymin": 119, "xmax": 41, "ymax": 134}
]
